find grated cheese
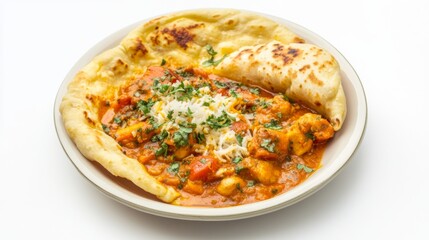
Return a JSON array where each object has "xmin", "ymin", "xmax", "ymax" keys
[{"xmin": 149, "ymin": 83, "xmax": 252, "ymax": 162}]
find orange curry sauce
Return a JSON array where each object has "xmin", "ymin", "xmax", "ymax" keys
[{"xmin": 98, "ymin": 66, "xmax": 334, "ymax": 207}]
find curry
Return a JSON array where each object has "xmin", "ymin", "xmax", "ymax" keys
[{"xmin": 98, "ymin": 65, "xmax": 334, "ymax": 207}]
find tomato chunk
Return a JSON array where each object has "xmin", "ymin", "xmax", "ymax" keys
[
  {"xmin": 189, "ymin": 156, "xmax": 220, "ymax": 182},
  {"xmin": 231, "ymin": 120, "xmax": 248, "ymax": 134},
  {"xmin": 101, "ymin": 108, "xmax": 115, "ymax": 125}
]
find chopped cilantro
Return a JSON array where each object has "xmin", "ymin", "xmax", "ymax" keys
[
  {"xmin": 136, "ymin": 99, "xmax": 155, "ymax": 115},
  {"xmin": 249, "ymin": 87, "xmax": 260, "ymax": 95},
  {"xmin": 206, "ymin": 45, "xmax": 217, "ymax": 56},
  {"xmin": 167, "ymin": 110, "xmax": 174, "ymax": 120},
  {"xmin": 247, "ymin": 180, "xmax": 255, "ymax": 187},
  {"xmin": 235, "ymin": 134, "xmax": 244, "ymax": 146},
  {"xmin": 205, "ymin": 111, "xmax": 235, "ymax": 129},
  {"xmin": 157, "ymin": 84, "xmax": 171, "ymax": 94},
  {"xmin": 282, "ymin": 94, "xmax": 291, "ymax": 102},
  {"xmin": 173, "ymin": 126, "xmax": 192, "ymax": 147},
  {"xmin": 236, "ymin": 183, "xmax": 243, "ymax": 192},
  {"xmin": 202, "ymin": 102, "xmax": 211, "ymax": 107},
  {"xmin": 177, "ymin": 170, "xmax": 190, "ymax": 187},
  {"xmin": 179, "ymin": 122, "xmax": 196, "ymax": 130},
  {"xmin": 257, "ymin": 99, "xmax": 271, "ymax": 109},
  {"xmin": 261, "ymin": 138, "xmax": 275, "ymax": 153},
  {"xmin": 297, "ymin": 163, "xmax": 314, "ymax": 173},
  {"xmin": 264, "ymin": 119, "xmax": 282, "ymax": 130},
  {"xmin": 305, "ymin": 132, "xmax": 316, "ymax": 141},
  {"xmin": 214, "ymin": 80, "xmax": 227, "ymax": 88},
  {"xmin": 160, "ymin": 58, "xmax": 166, "ymax": 66},
  {"xmin": 195, "ymin": 132, "xmax": 205, "ymax": 144},
  {"xmin": 151, "ymin": 130, "xmax": 169, "ymax": 142},
  {"xmin": 235, "ymin": 166, "xmax": 244, "ymax": 174},
  {"xmin": 167, "ymin": 162, "xmax": 180, "ymax": 175},
  {"xmin": 186, "ymin": 107, "xmax": 193, "ymax": 117},
  {"xmin": 175, "ymin": 68, "xmax": 194, "ymax": 78},
  {"xmin": 232, "ymin": 157, "xmax": 242, "ymax": 164},
  {"xmin": 170, "ymin": 82, "xmax": 195, "ymax": 101},
  {"xmin": 113, "ymin": 117, "xmax": 121, "ymax": 124},
  {"xmin": 155, "ymin": 142, "xmax": 168, "ymax": 157},
  {"xmin": 202, "ymin": 45, "xmax": 227, "ymax": 67},
  {"xmin": 149, "ymin": 116, "xmax": 162, "ymax": 129},
  {"xmin": 196, "ymin": 81, "xmax": 211, "ymax": 89},
  {"xmin": 229, "ymin": 89, "xmax": 238, "ymax": 98},
  {"xmin": 101, "ymin": 124, "xmax": 110, "ymax": 133}
]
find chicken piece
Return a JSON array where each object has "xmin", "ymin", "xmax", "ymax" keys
[
  {"xmin": 174, "ymin": 146, "xmax": 192, "ymax": 160},
  {"xmin": 182, "ymin": 180, "xmax": 204, "ymax": 195},
  {"xmin": 254, "ymin": 95, "xmax": 293, "ymax": 124},
  {"xmin": 248, "ymin": 127, "xmax": 290, "ymax": 161},
  {"xmin": 242, "ymin": 158, "xmax": 281, "ymax": 185},
  {"xmin": 287, "ymin": 113, "xmax": 334, "ymax": 156},
  {"xmin": 287, "ymin": 125, "xmax": 313, "ymax": 156},
  {"xmin": 216, "ymin": 176, "xmax": 246, "ymax": 196},
  {"xmin": 215, "ymin": 166, "xmax": 236, "ymax": 178},
  {"xmin": 295, "ymin": 113, "xmax": 334, "ymax": 142},
  {"xmin": 114, "ymin": 121, "xmax": 155, "ymax": 144}
]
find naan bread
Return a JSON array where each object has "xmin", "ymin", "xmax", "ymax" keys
[
  {"xmin": 214, "ymin": 41, "xmax": 346, "ymax": 130},
  {"xmin": 60, "ymin": 10, "xmax": 305, "ymax": 203}
]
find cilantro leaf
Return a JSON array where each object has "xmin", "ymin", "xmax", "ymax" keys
[
  {"xmin": 235, "ymin": 134, "xmax": 244, "ymax": 146},
  {"xmin": 232, "ymin": 157, "xmax": 242, "ymax": 164},
  {"xmin": 173, "ymin": 126, "xmax": 193, "ymax": 147},
  {"xmin": 195, "ymin": 132, "xmax": 205, "ymax": 144},
  {"xmin": 136, "ymin": 99, "xmax": 156, "ymax": 115},
  {"xmin": 261, "ymin": 138, "xmax": 275, "ymax": 153},
  {"xmin": 235, "ymin": 166, "xmax": 244, "ymax": 174},
  {"xmin": 167, "ymin": 110, "xmax": 174, "ymax": 120},
  {"xmin": 205, "ymin": 111, "xmax": 235, "ymax": 129},
  {"xmin": 167, "ymin": 162, "xmax": 180, "ymax": 175},
  {"xmin": 101, "ymin": 124, "xmax": 110, "ymax": 134},
  {"xmin": 264, "ymin": 119, "xmax": 282, "ymax": 130},
  {"xmin": 297, "ymin": 163, "xmax": 314, "ymax": 173},
  {"xmin": 305, "ymin": 132, "xmax": 316, "ymax": 141},
  {"xmin": 155, "ymin": 142, "xmax": 168, "ymax": 157},
  {"xmin": 249, "ymin": 87, "xmax": 260, "ymax": 95},
  {"xmin": 113, "ymin": 117, "xmax": 122, "ymax": 124},
  {"xmin": 256, "ymin": 99, "xmax": 271, "ymax": 109},
  {"xmin": 214, "ymin": 80, "xmax": 227, "ymax": 89},
  {"xmin": 229, "ymin": 89, "xmax": 238, "ymax": 98},
  {"xmin": 202, "ymin": 45, "xmax": 227, "ymax": 67},
  {"xmin": 151, "ymin": 130, "xmax": 169, "ymax": 142},
  {"xmin": 170, "ymin": 82, "xmax": 196, "ymax": 101}
]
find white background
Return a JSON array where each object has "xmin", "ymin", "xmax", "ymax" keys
[{"xmin": 1, "ymin": 0, "xmax": 428, "ymax": 239}]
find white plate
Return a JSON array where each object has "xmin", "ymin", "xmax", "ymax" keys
[{"xmin": 54, "ymin": 9, "xmax": 367, "ymax": 221}]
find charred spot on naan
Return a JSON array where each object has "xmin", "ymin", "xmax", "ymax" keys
[
  {"xmin": 126, "ymin": 38, "xmax": 148, "ymax": 60},
  {"xmin": 156, "ymin": 24, "xmax": 204, "ymax": 49},
  {"xmin": 111, "ymin": 59, "xmax": 129, "ymax": 76},
  {"xmin": 308, "ymin": 71, "xmax": 324, "ymax": 86},
  {"xmin": 272, "ymin": 43, "xmax": 301, "ymax": 65},
  {"xmin": 234, "ymin": 48, "xmax": 253, "ymax": 60}
]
